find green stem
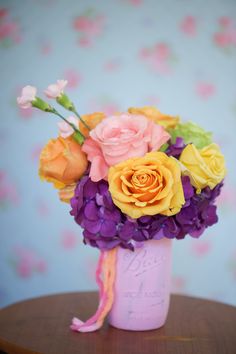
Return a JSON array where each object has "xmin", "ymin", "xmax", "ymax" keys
[
  {"xmin": 52, "ymin": 109, "xmax": 85, "ymax": 139},
  {"xmin": 71, "ymin": 108, "xmax": 91, "ymax": 132}
]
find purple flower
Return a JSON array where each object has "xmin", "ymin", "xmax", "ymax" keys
[
  {"xmin": 70, "ymin": 170, "xmax": 223, "ymax": 250},
  {"xmin": 166, "ymin": 137, "xmax": 186, "ymax": 158}
]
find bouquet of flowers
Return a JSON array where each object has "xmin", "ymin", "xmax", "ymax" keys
[{"xmin": 17, "ymin": 80, "xmax": 226, "ymax": 332}]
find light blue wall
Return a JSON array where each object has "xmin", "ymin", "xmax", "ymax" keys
[{"xmin": 1, "ymin": 0, "xmax": 236, "ymax": 307}]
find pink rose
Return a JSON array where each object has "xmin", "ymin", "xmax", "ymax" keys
[
  {"xmin": 82, "ymin": 113, "xmax": 170, "ymax": 182},
  {"xmin": 58, "ymin": 116, "xmax": 79, "ymax": 138},
  {"xmin": 44, "ymin": 79, "xmax": 67, "ymax": 99},
  {"xmin": 17, "ymin": 85, "xmax": 37, "ymax": 109}
]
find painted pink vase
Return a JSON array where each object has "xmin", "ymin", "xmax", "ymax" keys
[{"xmin": 108, "ymin": 238, "xmax": 172, "ymax": 331}]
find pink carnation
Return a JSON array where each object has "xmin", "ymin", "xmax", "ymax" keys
[
  {"xmin": 82, "ymin": 113, "xmax": 170, "ymax": 182},
  {"xmin": 17, "ymin": 85, "xmax": 37, "ymax": 109},
  {"xmin": 44, "ymin": 79, "xmax": 67, "ymax": 99},
  {"xmin": 58, "ymin": 116, "xmax": 79, "ymax": 138}
]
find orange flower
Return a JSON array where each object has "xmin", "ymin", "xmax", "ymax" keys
[
  {"xmin": 79, "ymin": 112, "xmax": 106, "ymax": 137},
  {"xmin": 108, "ymin": 151, "xmax": 185, "ymax": 219},
  {"xmin": 128, "ymin": 106, "xmax": 180, "ymax": 129},
  {"xmin": 39, "ymin": 136, "xmax": 88, "ymax": 189},
  {"xmin": 58, "ymin": 183, "xmax": 76, "ymax": 203}
]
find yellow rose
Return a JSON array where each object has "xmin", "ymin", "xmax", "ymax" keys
[
  {"xmin": 179, "ymin": 143, "xmax": 226, "ymax": 192},
  {"xmin": 108, "ymin": 151, "xmax": 185, "ymax": 219},
  {"xmin": 39, "ymin": 136, "xmax": 88, "ymax": 189},
  {"xmin": 128, "ymin": 106, "xmax": 180, "ymax": 129}
]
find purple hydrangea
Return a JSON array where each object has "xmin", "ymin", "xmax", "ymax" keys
[
  {"xmin": 166, "ymin": 137, "xmax": 186, "ymax": 158},
  {"xmin": 70, "ymin": 172, "xmax": 223, "ymax": 251},
  {"xmin": 70, "ymin": 175, "xmax": 132, "ymax": 250}
]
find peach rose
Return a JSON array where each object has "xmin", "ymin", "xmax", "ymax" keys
[
  {"xmin": 128, "ymin": 106, "xmax": 180, "ymax": 129},
  {"xmin": 39, "ymin": 136, "xmax": 88, "ymax": 189},
  {"xmin": 79, "ymin": 112, "xmax": 106, "ymax": 138},
  {"xmin": 82, "ymin": 113, "xmax": 170, "ymax": 182},
  {"xmin": 108, "ymin": 151, "xmax": 185, "ymax": 219}
]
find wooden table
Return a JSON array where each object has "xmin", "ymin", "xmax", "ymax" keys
[{"xmin": 0, "ymin": 292, "xmax": 235, "ymax": 354}]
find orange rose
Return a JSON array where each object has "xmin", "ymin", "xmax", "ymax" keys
[
  {"xmin": 79, "ymin": 112, "xmax": 106, "ymax": 137},
  {"xmin": 108, "ymin": 151, "xmax": 185, "ymax": 219},
  {"xmin": 39, "ymin": 136, "xmax": 88, "ymax": 189},
  {"xmin": 128, "ymin": 106, "xmax": 180, "ymax": 129}
]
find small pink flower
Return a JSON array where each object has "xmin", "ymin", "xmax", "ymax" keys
[
  {"xmin": 196, "ymin": 82, "xmax": 216, "ymax": 99},
  {"xmin": 140, "ymin": 47, "xmax": 151, "ymax": 59},
  {"xmin": 154, "ymin": 43, "xmax": 170, "ymax": 60},
  {"xmin": 104, "ymin": 58, "xmax": 121, "ymax": 72},
  {"xmin": 17, "ymin": 85, "xmax": 37, "ymax": 109},
  {"xmin": 180, "ymin": 16, "xmax": 197, "ymax": 36},
  {"xmin": 219, "ymin": 16, "xmax": 233, "ymax": 29},
  {"xmin": 78, "ymin": 36, "xmax": 91, "ymax": 47},
  {"xmin": 36, "ymin": 199, "xmax": 50, "ymax": 217},
  {"xmin": 228, "ymin": 29, "xmax": 236, "ymax": 45},
  {"xmin": 129, "ymin": 0, "xmax": 143, "ymax": 5},
  {"xmin": 61, "ymin": 230, "xmax": 77, "ymax": 249},
  {"xmin": 58, "ymin": 116, "xmax": 79, "ymax": 138},
  {"xmin": 0, "ymin": 171, "xmax": 19, "ymax": 206},
  {"xmin": 73, "ymin": 16, "xmax": 91, "ymax": 31},
  {"xmin": 82, "ymin": 113, "xmax": 170, "ymax": 182},
  {"xmin": 191, "ymin": 241, "xmax": 212, "ymax": 257},
  {"xmin": 171, "ymin": 276, "xmax": 186, "ymax": 292},
  {"xmin": 41, "ymin": 42, "xmax": 52, "ymax": 55},
  {"xmin": 214, "ymin": 32, "xmax": 231, "ymax": 47},
  {"xmin": 64, "ymin": 69, "xmax": 82, "ymax": 89},
  {"xmin": 35, "ymin": 260, "xmax": 47, "ymax": 273},
  {"xmin": 17, "ymin": 261, "xmax": 32, "ymax": 278},
  {"xmin": 44, "ymin": 79, "xmax": 67, "ymax": 99},
  {"xmin": 140, "ymin": 43, "xmax": 174, "ymax": 75}
]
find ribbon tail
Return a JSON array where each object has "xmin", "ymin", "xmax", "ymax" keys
[{"xmin": 70, "ymin": 248, "xmax": 117, "ymax": 333}]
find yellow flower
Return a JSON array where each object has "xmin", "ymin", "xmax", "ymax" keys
[
  {"xmin": 39, "ymin": 136, "xmax": 88, "ymax": 189},
  {"xmin": 108, "ymin": 151, "xmax": 185, "ymax": 219},
  {"xmin": 179, "ymin": 143, "xmax": 226, "ymax": 193},
  {"xmin": 128, "ymin": 106, "xmax": 180, "ymax": 129}
]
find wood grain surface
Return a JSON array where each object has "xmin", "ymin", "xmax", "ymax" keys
[{"xmin": 0, "ymin": 292, "xmax": 236, "ymax": 354}]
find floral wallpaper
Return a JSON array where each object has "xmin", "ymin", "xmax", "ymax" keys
[{"xmin": 1, "ymin": 0, "xmax": 236, "ymax": 308}]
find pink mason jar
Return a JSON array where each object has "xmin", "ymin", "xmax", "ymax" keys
[{"xmin": 108, "ymin": 238, "xmax": 172, "ymax": 331}]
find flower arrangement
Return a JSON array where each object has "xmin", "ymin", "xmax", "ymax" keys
[{"xmin": 17, "ymin": 81, "xmax": 226, "ymax": 332}]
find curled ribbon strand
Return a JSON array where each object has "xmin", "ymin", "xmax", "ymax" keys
[{"xmin": 70, "ymin": 247, "xmax": 117, "ymax": 332}]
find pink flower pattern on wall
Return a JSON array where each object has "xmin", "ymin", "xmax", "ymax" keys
[
  {"xmin": 140, "ymin": 43, "xmax": 177, "ymax": 74},
  {"xmin": 195, "ymin": 82, "xmax": 216, "ymax": 100},
  {"xmin": 180, "ymin": 16, "xmax": 197, "ymax": 36},
  {"xmin": 73, "ymin": 9, "xmax": 105, "ymax": 47},
  {"xmin": 87, "ymin": 97, "xmax": 120, "ymax": 115},
  {"xmin": 213, "ymin": 17, "xmax": 236, "ymax": 52},
  {"xmin": 0, "ymin": 8, "xmax": 21, "ymax": 47},
  {"xmin": 0, "ymin": 171, "xmax": 19, "ymax": 208},
  {"xmin": 11, "ymin": 247, "xmax": 47, "ymax": 278}
]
